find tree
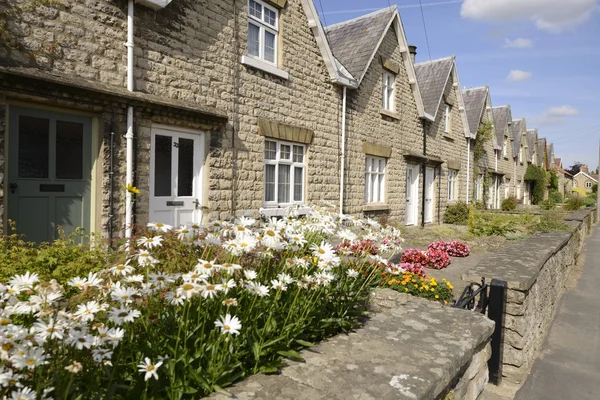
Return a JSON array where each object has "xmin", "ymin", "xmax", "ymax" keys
[{"xmin": 565, "ymin": 162, "xmax": 584, "ymax": 176}]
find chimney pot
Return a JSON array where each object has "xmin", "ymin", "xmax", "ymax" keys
[
  {"xmin": 581, "ymin": 164, "xmax": 589, "ymax": 173},
  {"xmin": 408, "ymin": 45, "xmax": 417, "ymax": 64}
]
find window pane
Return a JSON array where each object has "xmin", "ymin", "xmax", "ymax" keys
[
  {"xmin": 293, "ymin": 145, "xmax": 304, "ymax": 162},
  {"xmin": 154, "ymin": 135, "xmax": 172, "ymax": 197},
  {"xmin": 371, "ymin": 173, "xmax": 377, "ymax": 203},
  {"xmin": 264, "ymin": 30, "xmax": 275, "ymax": 63},
  {"xmin": 278, "ymin": 164, "xmax": 290, "ymax": 203},
  {"xmin": 264, "ymin": 164, "xmax": 275, "ymax": 201},
  {"xmin": 177, "ymin": 138, "xmax": 194, "ymax": 197},
  {"xmin": 265, "ymin": 140, "xmax": 276, "ymax": 160},
  {"xmin": 280, "ymin": 144, "xmax": 291, "ymax": 159},
  {"xmin": 294, "ymin": 167, "xmax": 303, "ymax": 201},
  {"xmin": 56, "ymin": 121, "xmax": 83, "ymax": 179},
  {"xmin": 264, "ymin": 8, "xmax": 276, "ymax": 26},
  {"xmin": 249, "ymin": 0, "xmax": 262, "ymax": 19},
  {"xmin": 378, "ymin": 173, "xmax": 384, "ymax": 202},
  {"xmin": 248, "ymin": 23, "xmax": 260, "ymax": 57},
  {"xmin": 18, "ymin": 115, "xmax": 49, "ymax": 179}
]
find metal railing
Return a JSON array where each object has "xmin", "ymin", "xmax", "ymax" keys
[{"xmin": 452, "ymin": 277, "xmax": 507, "ymax": 386}]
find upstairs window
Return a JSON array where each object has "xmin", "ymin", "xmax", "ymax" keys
[
  {"xmin": 382, "ymin": 71, "xmax": 395, "ymax": 112},
  {"xmin": 586, "ymin": 181, "xmax": 593, "ymax": 189},
  {"xmin": 365, "ymin": 156, "xmax": 386, "ymax": 203},
  {"xmin": 443, "ymin": 104, "xmax": 451, "ymax": 133},
  {"xmin": 248, "ymin": 0, "xmax": 279, "ymax": 65},
  {"xmin": 264, "ymin": 139, "xmax": 305, "ymax": 206}
]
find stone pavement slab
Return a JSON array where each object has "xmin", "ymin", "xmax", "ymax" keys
[{"xmin": 515, "ymin": 224, "xmax": 600, "ymax": 400}]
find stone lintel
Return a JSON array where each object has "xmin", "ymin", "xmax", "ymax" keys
[
  {"xmin": 380, "ymin": 56, "xmax": 401, "ymax": 74},
  {"xmin": 265, "ymin": 0, "xmax": 287, "ymax": 8},
  {"xmin": 362, "ymin": 203, "xmax": 391, "ymax": 212},
  {"xmin": 447, "ymin": 160, "xmax": 461, "ymax": 170},
  {"xmin": 362, "ymin": 141, "xmax": 392, "ymax": 158},
  {"xmin": 379, "ymin": 108, "xmax": 401, "ymax": 120},
  {"xmin": 258, "ymin": 118, "xmax": 314, "ymax": 144}
]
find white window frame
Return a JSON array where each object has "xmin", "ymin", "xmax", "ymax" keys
[
  {"xmin": 247, "ymin": 0, "xmax": 279, "ymax": 66},
  {"xmin": 382, "ymin": 71, "xmax": 395, "ymax": 112},
  {"xmin": 365, "ymin": 155, "xmax": 387, "ymax": 204},
  {"xmin": 517, "ymin": 181, "xmax": 521, "ymax": 198},
  {"xmin": 505, "ymin": 179, "xmax": 510, "ymax": 199},
  {"xmin": 263, "ymin": 139, "xmax": 305, "ymax": 207},
  {"xmin": 476, "ymin": 175, "xmax": 483, "ymax": 201},
  {"xmin": 519, "ymin": 146, "xmax": 523, "ymax": 163},
  {"xmin": 503, "ymin": 137, "xmax": 508, "ymax": 158},
  {"xmin": 444, "ymin": 103, "xmax": 451, "ymax": 134},
  {"xmin": 586, "ymin": 181, "xmax": 593, "ymax": 189},
  {"xmin": 447, "ymin": 169, "xmax": 457, "ymax": 201}
]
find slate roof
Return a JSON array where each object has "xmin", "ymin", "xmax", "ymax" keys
[
  {"xmin": 537, "ymin": 137, "xmax": 547, "ymax": 168},
  {"xmin": 325, "ymin": 7, "xmax": 396, "ymax": 82},
  {"xmin": 511, "ymin": 118, "xmax": 526, "ymax": 154},
  {"xmin": 547, "ymin": 143, "xmax": 555, "ymax": 168},
  {"xmin": 527, "ymin": 129, "xmax": 538, "ymax": 162},
  {"xmin": 462, "ymin": 87, "xmax": 489, "ymax": 137},
  {"xmin": 555, "ymin": 157, "xmax": 562, "ymax": 168},
  {"xmin": 492, "ymin": 106, "xmax": 511, "ymax": 150},
  {"xmin": 414, "ymin": 57, "xmax": 454, "ymax": 118}
]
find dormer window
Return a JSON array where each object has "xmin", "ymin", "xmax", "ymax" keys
[
  {"xmin": 247, "ymin": 0, "xmax": 279, "ymax": 65},
  {"xmin": 382, "ymin": 71, "xmax": 395, "ymax": 112},
  {"xmin": 444, "ymin": 104, "xmax": 451, "ymax": 133}
]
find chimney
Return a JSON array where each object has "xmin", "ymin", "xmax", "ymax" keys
[
  {"xmin": 408, "ymin": 45, "xmax": 417, "ymax": 64},
  {"xmin": 581, "ymin": 164, "xmax": 589, "ymax": 174}
]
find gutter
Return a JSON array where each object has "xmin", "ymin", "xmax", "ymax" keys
[
  {"xmin": 339, "ymin": 86, "xmax": 347, "ymax": 215},
  {"xmin": 466, "ymin": 138, "xmax": 471, "ymax": 204}
]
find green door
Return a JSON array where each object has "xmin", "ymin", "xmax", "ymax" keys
[{"xmin": 7, "ymin": 107, "xmax": 92, "ymax": 243}]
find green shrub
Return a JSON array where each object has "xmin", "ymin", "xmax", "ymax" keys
[
  {"xmin": 549, "ymin": 190, "xmax": 563, "ymax": 204},
  {"xmin": 501, "ymin": 196, "xmax": 518, "ymax": 211},
  {"xmin": 524, "ymin": 165, "xmax": 548, "ymax": 205},
  {"xmin": 564, "ymin": 196, "xmax": 584, "ymax": 211},
  {"xmin": 593, "ymin": 183, "xmax": 598, "ymax": 193},
  {"xmin": 583, "ymin": 193, "xmax": 597, "ymax": 207},
  {"xmin": 530, "ymin": 213, "xmax": 570, "ymax": 233},
  {"xmin": 0, "ymin": 226, "xmax": 108, "ymax": 283},
  {"xmin": 443, "ymin": 202, "xmax": 469, "ymax": 225},
  {"xmin": 540, "ymin": 200, "xmax": 556, "ymax": 210},
  {"xmin": 468, "ymin": 209, "xmax": 521, "ymax": 237}
]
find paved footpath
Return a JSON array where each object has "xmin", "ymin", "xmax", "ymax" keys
[{"xmin": 515, "ymin": 224, "xmax": 600, "ymax": 400}]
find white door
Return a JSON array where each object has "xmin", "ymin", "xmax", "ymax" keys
[
  {"xmin": 494, "ymin": 177, "xmax": 500, "ymax": 209},
  {"xmin": 405, "ymin": 165, "xmax": 419, "ymax": 226},
  {"xmin": 424, "ymin": 167, "xmax": 434, "ymax": 223},
  {"xmin": 150, "ymin": 125, "xmax": 205, "ymax": 227}
]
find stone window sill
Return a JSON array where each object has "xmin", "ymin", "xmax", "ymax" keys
[
  {"xmin": 443, "ymin": 133, "xmax": 454, "ymax": 140},
  {"xmin": 363, "ymin": 203, "xmax": 391, "ymax": 212},
  {"xmin": 241, "ymin": 56, "xmax": 289, "ymax": 80},
  {"xmin": 260, "ymin": 205, "xmax": 310, "ymax": 217},
  {"xmin": 380, "ymin": 108, "xmax": 401, "ymax": 120}
]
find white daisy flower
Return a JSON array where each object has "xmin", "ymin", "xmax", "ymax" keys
[
  {"xmin": 243, "ymin": 270, "xmax": 257, "ymax": 281},
  {"xmin": 74, "ymin": 301, "xmax": 104, "ymax": 322},
  {"xmin": 346, "ymin": 269, "xmax": 359, "ymax": 278},
  {"xmin": 147, "ymin": 222, "xmax": 172, "ymax": 232},
  {"xmin": 9, "ymin": 272, "xmax": 39, "ymax": 291},
  {"xmin": 64, "ymin": 361, "xmax": 83, "ymax": 374},
  {"xmin": 110, "ymin": 286, "xmax": 139, "ymax": 304},
  {"xmin": 194, "ymin": 259, "xmax": 221, "ymax": 276},
  {"xmin": 8, "ymin": 386, "xmax": 35, "ymax": 400},
  {"xmin": 245, "ymin": 282, "xmax": 269, "ymax": 297},
  {"xmin": 138, "ymin": 357, "xmax": 163, "ymax": 381},
  {"xmin": 108, "ymin": 306, "xmax": 141, "ymax": 325},
  {"xmin": 271, "ymin": 279, "xmax": 287, "ymax": 291},
  {"xmin": 199, "ymin": 283, "xmax": 219, "ymax": 299},
  {"xmin": 214, "ymin": 314, "xmax": 242, "ymax": 336},
  {"xmin": 11, "ymin": 348, "xmax": 47, "ymax": 370}
]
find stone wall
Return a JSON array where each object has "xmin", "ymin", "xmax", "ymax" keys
[
  {"xmin": 207, "ymin": 290, "xmax": 495, "ymax": 400},
  {"xmin": 344, "ymin": 27, "xmax": 423, "ymax": 222},
  {"xmin": 463, "ymin": 207, "xmax": 597, "ymax": 389}
]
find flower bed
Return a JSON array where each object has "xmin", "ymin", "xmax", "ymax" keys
[
  {"xmin": 385, "ymin": 272, "xmax": 454, "ymax": 303},
  {"xmin": 427, "ymin": 241, "xmax": 471, "ymax": 257},
  {"xmin": 0, "ymin": 209, "xmax": 407, "ymax": 399}
]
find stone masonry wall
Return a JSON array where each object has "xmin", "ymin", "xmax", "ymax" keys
[
  {"xmin": 207, "ymin": 290, "xmax": 495, "ymax": 400},
  {"xmin": 464, "ymin": 208, "xmax": 598, "ymax": 388},
  {"xmin": 426, "ymin": 67, "xmax": 468, "ymax": 221},
  {"xmin": 0, "ymin": 0, "xmax": 343, "ymax": 231},
  {"xmin": 344, "ymin": 27, "xmax": 423, "ymax": 223}
]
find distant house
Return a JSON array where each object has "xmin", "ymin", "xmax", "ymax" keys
[
  {"xmin": 554, "ymin": 158, "xmax": 574, "ymax": 197},
  {"xmin": 511, "ymin": 118, "xmax": 529, "ymax": 203},
  {"xmin": 573, "ymin": 165, "xmax": 598, "ymax": 194}
]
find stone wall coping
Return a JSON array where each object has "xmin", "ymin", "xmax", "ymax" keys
[
  {"xmin": 0, "ymin": 67, "xmax": 228, "ymax": 120},
  {"xmin": 206, "ymin": 290, "xmax": 494, "ymax": 400},
  {"xmin": 463, "ymin": 208, "xmax": 595, "ymax": 291}
]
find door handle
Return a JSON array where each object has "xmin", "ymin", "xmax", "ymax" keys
[
  {"xmin": 193, "ymin": 199, "xmax": 201, "ymax": 209},
  {"xmin": 9, "ymin": 183, "xmax": 17, "ymax": 194}
]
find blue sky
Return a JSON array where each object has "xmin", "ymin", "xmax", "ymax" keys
[{"xmin": 317, "ymin": 0, "xmax": 600, "ymax": 170}]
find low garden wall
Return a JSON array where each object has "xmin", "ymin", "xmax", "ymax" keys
[
  {"xmin": 207, "ymin": 290, "xmax": 494, "ymax": 400},
  {"xmin": 463, "ymin": 207, "xmax": 597, "ymax": 388}
]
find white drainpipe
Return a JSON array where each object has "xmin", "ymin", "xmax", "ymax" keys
[
  {"xmin": 125, "ymin": 0, "xmax": 135, "ymax": 238},
  {"xmin": 339, "ymin": 86, "xmax": 347, "ymax": 216},
  {"xmin": 466, "ymin": 138, "xmax": 470, "ymax": 204}
]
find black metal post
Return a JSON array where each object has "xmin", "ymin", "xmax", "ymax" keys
[{"xmin": 488, "ymin": 278, "xmax": 507, "ymax": 385}]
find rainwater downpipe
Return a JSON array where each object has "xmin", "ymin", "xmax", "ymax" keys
[
  {"xmin": 109, "ymin": 125, "xmax": 115, "ymax": 246},
  {"xmin": 339, "ymin": 86, "xmax": 347, "ymax": 216},
  {"xmin": 125, "ymin": 0, "xmax": 135, "ymax": 238},
  {"xmin": 466, "ymin": 138, "xmax": 471, "ymax": 204},
  {"xmin": 421, "ymin": 121, "xmax": 427, "ymax": 227}
]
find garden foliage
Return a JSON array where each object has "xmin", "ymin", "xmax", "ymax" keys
[
  {"xmin": 385, "ymin": 274, "xmax": 453, "ymax": 303},
  {"xmin": 524, "ymin": 165, "xmax": 548, "ymax": 205},
  {"xmin": 443, "ymin": 202, "xmax": 469, "ymax": 225},
  {"xmin": 564, "ymin": 196, "xmax": 584, "ymax": 211},
  {"xmin": 501, "ymin": 196, "xmax": 518, "ymax": 211},
  {"xmin": 427, "ymin": 241, "xmax": 471, "ymax": 257},
  {"xmin": 0, "ymin": 209, "xmax": 411, "ymax": 399}
]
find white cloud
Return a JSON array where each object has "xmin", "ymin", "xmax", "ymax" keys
[
  {"xmin": 504, "ymin": 38, "xmax": 533, "ymax": 48},
  {"xmin": 507, "ymin": 70, "xmax": 533, "ymax": 82},
  {"xmin": 461, "ymin": 0, "xmax": 599, "ymax": 33},
  {"xmin": 534, "ymin": 105, "xmax": 581, "ymax": 125}
]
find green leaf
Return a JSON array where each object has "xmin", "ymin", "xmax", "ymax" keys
[
  {"xmin": 295, "ymin": 339, "xmax": 314, "ymax": 347},
  {"xmin": 277, "ymin": 349, "xmax": 304, "ymax": 362},
  {"xmin": 213, "ymin": 385, "xmax": 233, "ymax": 397}
]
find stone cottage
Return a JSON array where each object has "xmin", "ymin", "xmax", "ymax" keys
[
  {"xmin": 573, "ymin": 165, "xmax": 598, "ymax": 194},
  {"xmin": 414, "ymin": 56, "xmax": 471, "ymax": 218},
  {"xmin": 554, "ymin": 158, "xmax": 574, "ymax": 197},
  {"xmin": 511, "ymin": 118, "xmax": 530, "ymax": 204},
  {"xmin": 0, "ymin": 0, "xmax": 361, "ymax": 241},
  {"xmin": 462, "ymin": 86, "xmax": 497, "ymax": 207},
  {"xmin": 492, "ymin": 105, "xmax": 515, "ymax": 207},
  {"xmin": 325, "ymin": 6, "xmax": 434, "ymax": 226}
]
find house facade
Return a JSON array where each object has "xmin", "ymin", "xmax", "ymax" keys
[
  {"xmin": 414, "ymin": 56, "xmax": 470, "ymax": 221},
  {"xmin": 573, "ymin": 165, "xmax": 598, "ymax": 194},
  {"xmin": 492, "ymin": 105, "xmax": 515, "ymax": 207},
  {"xmin": 0, "ymin": 0, "xmax": 355, "ymax": 241}
]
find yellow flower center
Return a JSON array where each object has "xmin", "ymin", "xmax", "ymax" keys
[
  {"xmin": 224, "ymin": 325, "xmax": 231, "ymax": 331},
  {"xmin": 146, "ymin": 365, "xmax": 155, "ymax": 372},
  {"xmin": 318, "ymin": 248, "xmax": 325, "ymax": 254},
  {"xmin": 266, "ymin": 230, "xmax": 275, "ymax": 237},
  {"xmin": 182, "ymin": 284, "xmax": 194, "ymax": 291},
  {"xmin": 26, "ymin": 359, "xmax": 36, "ymax": 365},
  {"xmin": 206, "ymin": 285, "xmax": 215, "ymax": 291}
]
